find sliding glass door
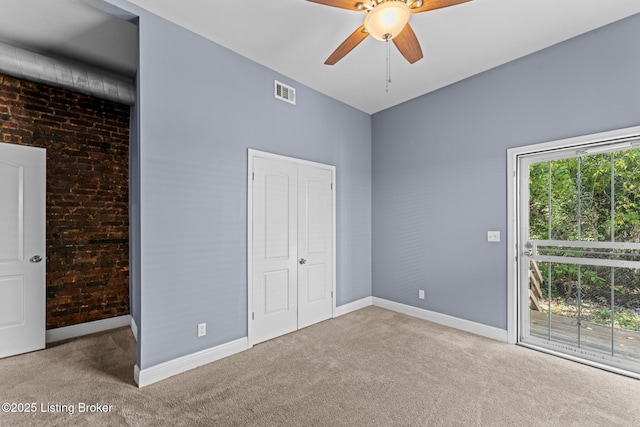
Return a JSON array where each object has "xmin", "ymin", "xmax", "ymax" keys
[{"xmin": 518, "ymin": 138, "xmax": 640, "ymax": 376}]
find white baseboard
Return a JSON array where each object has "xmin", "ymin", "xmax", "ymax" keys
[
  {"xmin": 135, "ymin": 337, "xmax": 248, "ymax": 388},
  {"xmin": 372, "ymin": 297, "xmax": 508, "ymax": 342},
  {"xmin": 334, "ymin": 296, "xmax": 373, "ymax": 317},
  {"xmin": 46, "ymin": 315, "xmax": 132, "ymax": 343}
]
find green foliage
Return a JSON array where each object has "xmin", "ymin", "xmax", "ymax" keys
[
  {"xmin": 592, "ymin": 308, "xmax": 640, "ymax": 331},
  {"xmin": 529, "ymin": 149, "xmax": 640, "ymax": 242}
]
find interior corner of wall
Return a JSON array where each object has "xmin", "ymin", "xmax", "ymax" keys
[{"xmin": 131, "ymin": 317, "xmax": 138, "ymax": 341}]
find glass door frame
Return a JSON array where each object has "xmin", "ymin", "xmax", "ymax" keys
[{"xmin": 507, "ymin": 125, "xmax": 640, "ymax": 378}]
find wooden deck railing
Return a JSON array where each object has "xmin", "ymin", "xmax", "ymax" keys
[{"xmin": 530, "ymin": 260, "xmax": 544, "ymax": 311}]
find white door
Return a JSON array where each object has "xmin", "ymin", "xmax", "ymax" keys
[
  {"xmin": 250, "ymin": 151, "xmax": 334, "ymax": 345},
  {"xmin": 252, "ymin": 157, "xmax": 299, "ymax": 344},
  {"xmin": 0, "ymin": 142, "xmax": 46, "ymax": 358},
  {"xmin": 297, "ymin": 165, "xmax": 333, "ymax": 329}
]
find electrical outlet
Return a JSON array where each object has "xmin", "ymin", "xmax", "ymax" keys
[
  {"xmin": 418, "ymin": 289, "xmax": 425, "ymax": 300},
  {"xmin": 487, "ymin": 231, "xmax": 501, "ymax": 242},
  {"xmin": 198, "ymin": 323, "xmax": 206, "ymax": 337}
]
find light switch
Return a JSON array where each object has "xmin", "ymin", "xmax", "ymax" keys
[{"xmin": 487, "ymin": 231, "xmax": 500, "ymax": 242}]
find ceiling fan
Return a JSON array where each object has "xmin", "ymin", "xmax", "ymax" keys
[{"xmin": 307, "ymin": 0, "xmax": 472, "ymax": 65}]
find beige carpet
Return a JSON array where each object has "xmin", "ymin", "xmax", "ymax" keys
[{"xmin": 1, "ymin": 306, "xmax": 639, "ymax": 426}]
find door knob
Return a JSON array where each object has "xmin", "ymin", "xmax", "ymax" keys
[
  {"xmin": 30, "ymin": 255, "xmax": 43, "ymax": 263},
  {"xmin": 523, "ymin": 241, "xmax": 534, "ymax": 257},
  {"xmin": 299, "ymin": 258, "xmax": 307, "ymax": 265}
]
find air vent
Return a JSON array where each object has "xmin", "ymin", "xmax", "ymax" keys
[{"xmin": 274, "ymin": 80, "xmax": 296, "ymax": 105}]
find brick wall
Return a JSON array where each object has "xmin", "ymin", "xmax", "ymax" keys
[{"xmin": 0, "ymin": 72, "xmax": 130, "ymax": 329}]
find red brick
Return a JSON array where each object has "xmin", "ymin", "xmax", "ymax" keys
[{"xmin": 0, "ymin": 72, "xmax": 129, "ymax": 330}]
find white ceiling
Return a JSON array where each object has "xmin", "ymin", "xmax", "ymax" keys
[{"xmin": 1, "ymin": 0, "xmax": 639, "ymax": 114}]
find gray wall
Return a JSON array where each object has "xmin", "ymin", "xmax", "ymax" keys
[
  {"xmin": 372, "ymin": 13, "xmax": 640, "ymax": 329},
  {"xmin": 114, "ymin": 4, "xmax": 372, "ymax": 369}
]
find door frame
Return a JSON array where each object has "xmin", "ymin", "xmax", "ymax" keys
[
  {"xmin": 507, "ymin": 125, "xmax": 640, "ymax": 345},
  {"xmin": 247, "ymin": 149, "xmax": 336, "ymax": 347}
]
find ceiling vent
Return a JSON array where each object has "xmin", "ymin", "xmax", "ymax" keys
[{"xmin": 274, "ymin": 80, "xmax": 296, "ymax": 105}]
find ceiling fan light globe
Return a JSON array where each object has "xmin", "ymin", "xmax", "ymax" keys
[{"xmin": 364, "ymin": 1, "xmax": 411, "ymax": 41}]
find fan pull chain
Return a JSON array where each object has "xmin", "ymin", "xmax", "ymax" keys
[{"xmin": 386, "ymin": 38, "xmax": 391, "ymax": 93}]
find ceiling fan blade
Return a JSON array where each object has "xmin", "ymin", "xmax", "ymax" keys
[
  {"xmin": 325, "ymin": 25, "xmax": 369, "ymax": 65},
  {"xmin": 306, "ymin": 0, "xmax": 362, "ymax": 11},
  {"xmin": 411, "ymin": 0, "xmax": 472, "ymax": 13},
  {"xmin": 392, "ymin": 23, "xmax": 423, "ymax": 64}
]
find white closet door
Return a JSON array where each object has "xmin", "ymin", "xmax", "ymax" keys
[
  {"xmin": 250, "ymin": 151, "xmax": 334, "ymax": 345},
  {"xmin": 252, "ymin": 157, "xmax": 298, "ymax": 345},
  {"xmin": 297, "ymin": 165, "xmax": 333, "ymax": 329}
]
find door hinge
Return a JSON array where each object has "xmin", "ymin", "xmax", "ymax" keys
[
  {"xmin": 252, "ymin": 312, "xmax": 254, "ymax": 320},
  {"xmin": 331, "ymin": 183, "xmax": 333, "ymax": 190},
  {"xmin": 252, "ymin": 172, "xmax": 255, "ymax": 181},
  {"xmin": 331, "ymin": 291, "xmax": 333, "ymax": 298}
]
